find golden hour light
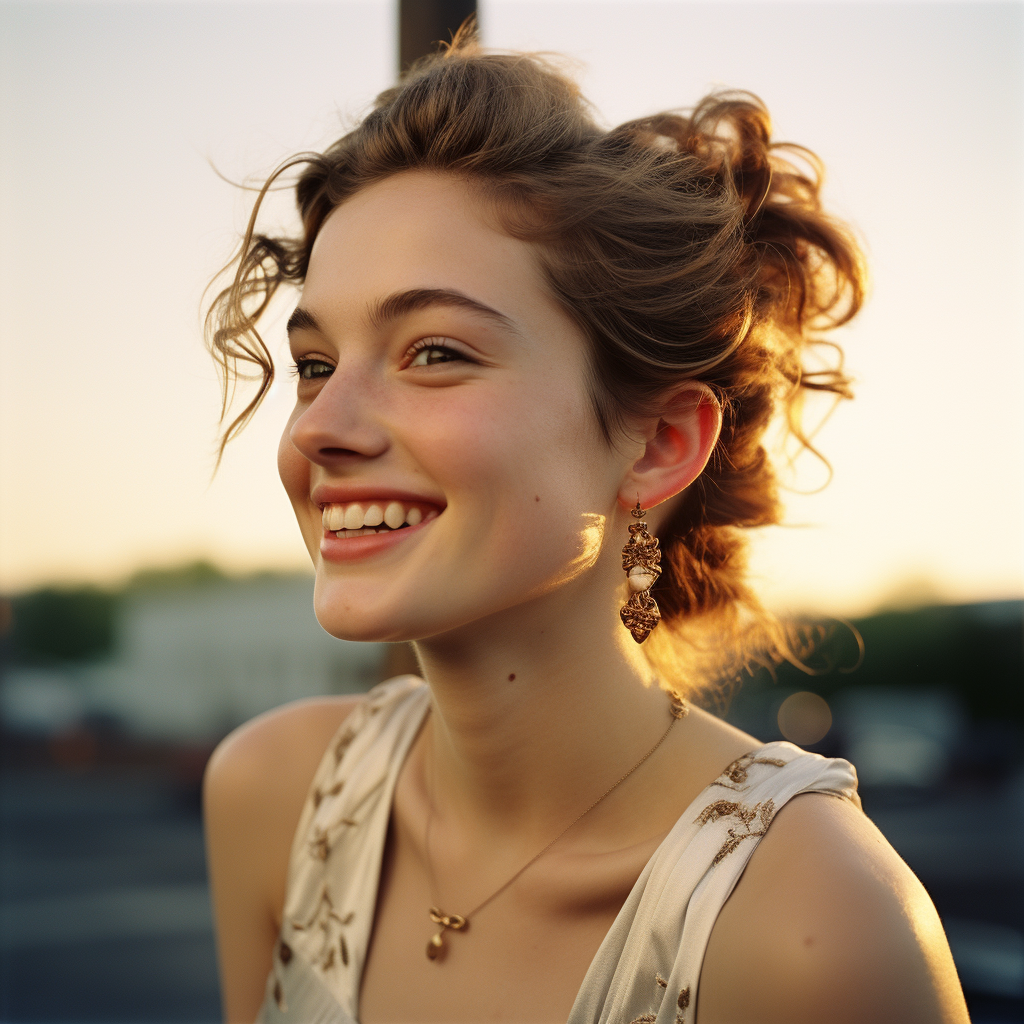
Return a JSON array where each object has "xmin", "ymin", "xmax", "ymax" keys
[{"xmin": 0, "ymin": 5, "xmax": 1018, "ymax": 1023}]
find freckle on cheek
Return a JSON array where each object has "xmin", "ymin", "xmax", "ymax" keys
[
  {"xmin": 534, "ymin": 495, "xmax": 540, "ymax": 502},
  {"xmin": 508, "ymin": 673, "xmax": 516, "ymax": 681}
]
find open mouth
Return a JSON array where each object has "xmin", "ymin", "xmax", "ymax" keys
[{"xmin": 320, "ymin": 500, "xmax": 440, "ymax": 539}]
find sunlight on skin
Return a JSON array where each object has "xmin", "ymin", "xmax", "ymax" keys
[{"xmin": 571, "ymin": 513, "xmax": 606, "ymax": 581}]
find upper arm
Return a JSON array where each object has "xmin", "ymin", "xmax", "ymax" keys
[
  {"xmin": 203, "ymin": 695, "xmax": 361, "ymax": 1023},
  {"xmin": 697, "ymin": 792, "xmax": 970, "ymax": 1024}
]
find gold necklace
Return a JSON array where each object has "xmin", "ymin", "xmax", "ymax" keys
[{"xmin": 423, "ymin": 694, "xmax": 688, "ymax": 961}]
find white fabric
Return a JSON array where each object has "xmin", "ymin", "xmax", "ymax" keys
[{"xmin": 258, "ymin": 676, "xmax": 860, "ymax": 1024}]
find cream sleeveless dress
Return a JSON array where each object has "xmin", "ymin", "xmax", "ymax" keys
[{"xmin": 257, "ymin": 676, "xmax": 860, "ymax": 1024}]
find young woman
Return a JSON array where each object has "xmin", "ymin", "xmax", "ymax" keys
[{"xmin": 203, "ymin": 36, "xmax": 970, "ymax": 1024}]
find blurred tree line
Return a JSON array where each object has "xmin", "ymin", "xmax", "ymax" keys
[
  {"xmin": 3, "ymin": 567, "xmax": 1021, "ymax": 727},
  {"xmin": 743, "ymin": 602, "xmax": 1023, "ymax": 727},
  {"xmin": 3, "ymin": 561, "xmax": 231, "ymax": 666}
]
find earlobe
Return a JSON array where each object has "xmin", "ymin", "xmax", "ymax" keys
[{"xmin": 618, "ymin": 384, "xmax": 722, "ymax": 511}]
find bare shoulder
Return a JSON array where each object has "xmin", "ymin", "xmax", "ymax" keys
[
  {"xmin": 698, "ymin": 791, "xmax": 970, "ymax": 1024},
  {"xmin": 204, "ymin": 694, "xmax": 363, "ymax": 908},
  {"xmin": 205, "ymin": 693, "xmax": 362, "ymax": 806},
  {"xmin": 203, "ymin": 694, "xmax": 362, "ymax": 1023}
]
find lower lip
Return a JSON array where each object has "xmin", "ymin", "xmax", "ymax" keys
[{"xmin": 318, "ymin": 516, "xmax": 439, "ymax": 563}]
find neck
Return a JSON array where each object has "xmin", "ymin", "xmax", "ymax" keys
[{"xmin": 413, "ymin": 575, "xmax": 676, "ymax": 845}]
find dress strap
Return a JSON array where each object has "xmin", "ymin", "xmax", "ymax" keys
[
  {"xmin": 568, "ymin": 743, "xmax": 860, "ymax": 1024},
  {"xmin": 262, "ymin": 675, "xmax": 431, "ymax": 1022}
]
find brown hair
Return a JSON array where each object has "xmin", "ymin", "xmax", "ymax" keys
[{"xmin": 206, "ymin": 32, "xmax": 866, "ymax": 692}]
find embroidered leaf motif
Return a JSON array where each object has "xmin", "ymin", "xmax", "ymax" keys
[
  {"xmin": 655, "ymin": 973, "xmax": 668, "ymax": 988},
  {"xmin": 308, "ymin": 814, "xmax": 359, "ymax": 862},
  {"xmin": 292, "ymin": 884, "xmax": 353, "ymax": 973},
  {"xmin": 309, "ymin": 827, "xmax": 330, "ymax": 861},
  {"xmin": 299, "ymin": 886, "xmax": 332, "ymax": 930},
  {"xmin": 695, "ymin": 798, "xmax": 777, "ymax": 865},
  {"xmin": 278, "ymin": 941, "xmax": 292, "ymax": 965},
  {"xmin": 714, "ymin": 754, "xmax": 787, "ymax": 791},
  {"xmin": 696, "ymin": 800, "xmax": 741, "ymax": 825},
  {"xmin": 316, "ymin": 781, "xmax": 344, "ymax": 807},
  {"xmin": 629, "ymin": 1016, "xmax": 657, "ymax": 1024},
  {"xmin": 715, "ymin": 835, "xmax": 745, "ymax": 861},
  {"xmin": 678, "ymin": 986, "xmax": 690, "ymax": 1009},
  {"xmin": 334, "ymin": 727, "xmax": 357, "ymax": 764}
]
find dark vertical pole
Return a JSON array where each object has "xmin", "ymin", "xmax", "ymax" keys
[
  {"xmin": 381, "ymin": 0, "xmax": 476, "ymax": 684},
  {"xmin": 399, "ymin": 0, "xmax": 477, "ymax": 73}
]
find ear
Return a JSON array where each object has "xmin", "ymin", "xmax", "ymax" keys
[{"xmin": 617, "ymin": 383, "xmax": 722, "ymax": 511}]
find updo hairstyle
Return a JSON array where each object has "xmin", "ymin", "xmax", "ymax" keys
[{"xmin": 207, "ymin": 31, "xmax": 866, "ymax": 693}]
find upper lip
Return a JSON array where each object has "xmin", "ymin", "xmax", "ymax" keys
[{"xmin": 311, "ymin": 483, "xmax": 447, "ymax": 511}]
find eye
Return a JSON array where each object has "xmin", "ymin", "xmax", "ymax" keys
[
  {"xmin": 293, "ymin": 358, "xmax": 334, "ymax": 380},
  {"xmin": 406, "ymin": 338, "xmax": 467, "ymax": 367}
]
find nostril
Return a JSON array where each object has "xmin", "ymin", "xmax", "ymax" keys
[{"xmin": 319, "ymin": 447, "xmax": 364, "ymax": 457}]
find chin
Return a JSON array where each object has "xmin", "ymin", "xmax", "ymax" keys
[
  {"xmin": 313, "ymin": 608, "xmax": 409, "ymax": 645},
  {"xmin": 312, "ymin": 587, "xmax": 400, "ymax": 644},
  {"xmin": 311, "ymin": 573, "xmax": 435, "ymax": 644}
]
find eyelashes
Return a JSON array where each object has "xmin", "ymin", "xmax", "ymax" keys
[
  {"xmin": 290, "ymin": 337, "xmax": 470, "ymax": 380},
  {"xmin": 406, "ymin": 337, "xmax": 467, "ymax": 367},
  {"xmin": 293, "ymin": 358, "xmax": 334, "ymax": 380}
]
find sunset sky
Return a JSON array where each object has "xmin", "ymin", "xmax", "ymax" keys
[{"xmin": 1, "ymin": 0, "xmax": 1021, "ymax": 617}]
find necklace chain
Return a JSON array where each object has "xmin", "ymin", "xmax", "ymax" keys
[{"xmin": 422, "ymin": 693, "xmax": 687, "ymax": 961}]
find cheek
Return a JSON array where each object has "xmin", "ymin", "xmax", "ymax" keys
[
  {"xmin": 413, "ymin": 382, "xmax": 576, "ymax": 496},
  {"xmin": 419, "ymin": 380, "xmax": 610, "ymax": 563},
  {"xmin": 278, "ymin": 415, "xmax": 311, "ymax": 511}
]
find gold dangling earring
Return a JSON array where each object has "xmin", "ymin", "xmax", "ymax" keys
[{"xmin": 619, "ymin": 500, "xmax": 662, "ymax": 643}]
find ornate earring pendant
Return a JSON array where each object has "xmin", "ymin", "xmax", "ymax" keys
[{"xmin": 619, "ymin": 501, "xmax": 663, "ymax": 644}]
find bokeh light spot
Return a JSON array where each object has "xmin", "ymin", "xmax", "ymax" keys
[{"xmin": 777, "ymin": 691, "xmax": 832, "ymax": 746}]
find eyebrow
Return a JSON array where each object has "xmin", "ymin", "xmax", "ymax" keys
[
  {"xmin": 370, "ymin": 288, "xmax": 520, "ymax": 336},
  {"xmin": 285, "ymin": 306, "xmax": 321, "ymax": 335},
  {"xmin": 285, "ymin": 288, "xmax": 521, "ymax": 339}
]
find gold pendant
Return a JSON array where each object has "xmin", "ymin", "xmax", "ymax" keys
[{"xmin": 426, "ymin": 907, "xmax": 467, "ymax": 961}]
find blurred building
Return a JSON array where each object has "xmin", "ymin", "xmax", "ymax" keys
[{"xmin": 1, "ymin": 574, "xmax": 384, "ymax": 742}]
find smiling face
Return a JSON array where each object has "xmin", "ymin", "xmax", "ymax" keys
[{"xmin": 279, "ymin": 171, "xmax": 635, "ymax": 643}]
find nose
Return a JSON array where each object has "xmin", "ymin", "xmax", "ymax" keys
[{"xmin": 287, "ymin": 363, "xmax": 391, "ymax": 467}]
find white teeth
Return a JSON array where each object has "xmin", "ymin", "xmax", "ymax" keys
[
  {"xmin": 344, "ymin": 503, "xmax": 365, "ymax": 530},
  {"xmin": 323, "ymin": 500, "xmax": 440, "ymax": 534}
]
